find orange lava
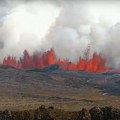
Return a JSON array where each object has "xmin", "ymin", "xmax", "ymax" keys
[{"xmin": 1, "ymin": 49, "xmax": 110, "ymax": 73}]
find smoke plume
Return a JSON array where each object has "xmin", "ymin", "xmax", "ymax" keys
[{"xmin": 0, "ymin": 0, "xmax": 120, "ymax": 69}]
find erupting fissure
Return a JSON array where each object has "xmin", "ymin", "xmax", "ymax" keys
[{"xmin": 0, "ymin": 49, "xmax": 109, "ymax": 73}]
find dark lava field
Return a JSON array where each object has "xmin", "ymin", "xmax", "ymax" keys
[{"xmin": 0, "ymin": 65, "xmax": 120, "ymax": 111}]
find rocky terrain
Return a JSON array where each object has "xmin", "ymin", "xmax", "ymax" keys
[{"xmin": 0, "ymin": 65, "xmax": 120, "ymax": 111}]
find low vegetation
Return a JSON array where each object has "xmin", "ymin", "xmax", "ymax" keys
[{"xmin": 0, "ymin": 105, "xmax": 120, "ymax": 120}]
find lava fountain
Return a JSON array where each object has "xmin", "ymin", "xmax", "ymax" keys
[{"xmin": 0, "ymin": 48, "xmax": 110, "ymax": 73}]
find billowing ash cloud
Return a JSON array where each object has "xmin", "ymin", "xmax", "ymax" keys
[
  {"xmin": 1, "ymin": 0, "xmax": 120, "ymax": 69},
  {"xmin": 0, "ymin": 0, "xmax": 60, "ymax": 60}
]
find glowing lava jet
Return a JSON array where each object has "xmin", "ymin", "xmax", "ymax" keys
[{"xmin": 1, "ymin": 49, "xmax": 109, "ymax": 73}]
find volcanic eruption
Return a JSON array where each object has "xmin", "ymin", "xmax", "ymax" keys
[
  {"xmin": 0, "ymin": 48, "xmax": 109, "ymax": 73},
  {"xmin": 1, "ymin": 1, "xmax": 120, "ymax": 73}
]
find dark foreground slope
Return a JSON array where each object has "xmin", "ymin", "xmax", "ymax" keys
[
  {"xmin": 0, "ymin": 105, "xmax": 120, "ymax": 120},
  {"xmin": 0, "ymin": 65, "xmax": 120, "ymax": 110}
]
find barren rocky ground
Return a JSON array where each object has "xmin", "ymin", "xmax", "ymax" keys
[{"xmin": 0, "ymin": 65, "xmax": 120, "ymax": 111}]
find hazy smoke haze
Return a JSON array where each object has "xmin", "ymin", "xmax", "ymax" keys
[{"xmin": 0, "ymin": 0, "xmax": 120, "ymax": 69}]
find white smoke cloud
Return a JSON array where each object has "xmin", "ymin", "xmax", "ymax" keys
[
  {"xmin": 0, "ymin": 1, "xmax": 60, "ymax": 60},
  {"xmin": 46, "ymin": 1, "xmax": 120, "ymax": 68},
  {"xmin": 1, "ymin": 1, "xmax": 120, "ymax": 68}
]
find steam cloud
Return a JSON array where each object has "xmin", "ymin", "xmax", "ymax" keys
[{"xmin": 0, "ymin": 0, "xmax": 120, "ymax": 69}]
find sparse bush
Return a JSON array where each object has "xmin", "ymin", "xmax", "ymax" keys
[
  {"xmin": 1, "ymin": 110, "xmax": 12, "ymax": 120},
  {"xmin": 90, "ymin": 107, "xmax": 103, "ymax": 120},
  {"xmin": 34, "ymin": 105, "xmax": 54, "ymax": 120},
  {"xmin": 48, "ymin": 106, "xmax": 54, "ymax": 110},
  {"xmin": 101, "ymin": 106, "xmax": 120, "ymax": 120},
  {"xmin": 11, "ymin": 111, "xmax": 23, "ymax": 120},
  {"xmin": 76, "ymin": 108, "xmax": 91, "ymax": 120},
  {"xmin": 23, "ymin": 110, "xmax": 30, "ymax": 120},
  {"xmin": 0, "ymin": 106, "xmax": 119, "ymax": 120}
]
